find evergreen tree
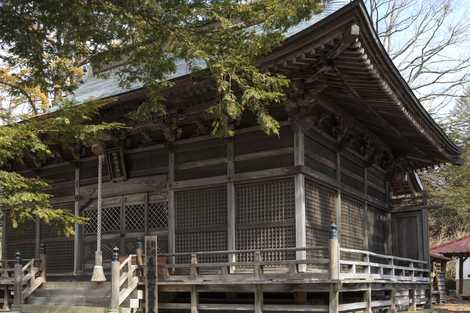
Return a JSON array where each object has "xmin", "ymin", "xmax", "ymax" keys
[{"xmin": 0, "ymin": 1, "xmax": 322, "ymax": 233}]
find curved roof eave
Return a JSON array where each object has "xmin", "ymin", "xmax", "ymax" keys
[{"xmin": 269, "ymin": 0, "xmax": 461, "ymax": 164}]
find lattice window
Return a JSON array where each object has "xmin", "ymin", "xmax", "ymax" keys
[
  {"xmin": 148, "ymin": 201, "xmax": 168, "ymax": 231},
  {"xmin": 176, "ymin": 187, "xmax": 227, "ymax": 230},
  {"xmin": 305, "ymin": 179, "xmax": 337, "ymax": 249},
  {"xmin": 236, "ymin": 179, "xmax": 295, "ymax": 261},
  {"xmin": 341, "ymin": 196, "xmax": 365, "ymax": 250},
  {"xmin": 82, "ymin": 205, "xmax": 121, "ymax": 234},
  {"xmin": 82, "ymin": 207, "xmax": 97, "ymax": 235},
  {"xmin": 102, "ymin": 206, "xmax": 121, "ymax": 233},
  {"xmin": 175, "ymin": 186, "xmax": 227, "ymax": 262},
  {"xmin": 125, "ymin": 203, "xmax": 145, "ymax": 232}
]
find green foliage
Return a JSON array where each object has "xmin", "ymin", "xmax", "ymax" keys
[
  {"xmin": 0, "ymin": 99, "xmax": 120, "ymax": 235},
  {"xmin": 0, "ymin": 171, "xmax": 84, "ymax": 236},
  {"xmin": 423, "ymin": 97, "xmax": 470, "ymax": 241},
  {"xmin": 0, "ymin": 0, "xmax": 323, "ymax": 136},
  {"xmin": 0, "ymin": 0, "xmax": 322, "ymax": 233}
]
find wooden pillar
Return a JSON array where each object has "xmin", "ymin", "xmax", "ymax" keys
[
  {"xmin": 226, "ymin": 138, "xmax": 236, "ymax": 267},
  {"xmin": 458, "ymin": 256, "xmax": 468, "ymax": 295},
  {"xmin": 294, "ymin": 126, "xmax": 306, "ymax": 270},
  {"xmin": 191, "ymin": 285, "xmax": 198, "ymax": 313},
  {"xmin": 385, "ymin": 181, "xmax": 393, "ymax": 255},
  {"xmin": 35, "ymin": 220, "xmax": 40, "ymax": 258},
  {"xmin": 364, "ymin": 168, "xmax": 369, "ymax": 251},
  {"xmin": 335, "ymin": 152, "xmax": 342, "ymax": 244},
  {"xmin": 168, "ymin": 147, "xmax": 176, "ymax": 258},
  {"xmin": 73, "ymin": 162, "xmax": 80, "ymax": 275},
  {"xmin": 255, "ymin": 285, "xmax": 263, "ymax": 313}
]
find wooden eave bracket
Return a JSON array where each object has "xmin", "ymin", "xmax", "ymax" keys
[{"xmin": 326, "ymin": 23, "xmax": 360, "ymax": 60}]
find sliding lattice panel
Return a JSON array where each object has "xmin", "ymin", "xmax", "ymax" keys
[
  {"xmin": 81, "ymin": 195, "xmax": 168, "ymax": 270},
  {"xmin": 175, "ymin": 186, "xmax": 227, "ymax": 265},
  {"xmin": 305, "ymin": 179, "xmax": 336, "ymax": 258},
  {"xmin": 236, "ymin": 178, "xmax": 295, "ymax": 262},
  {"xmin": 368, "ymin": 206, "xmax": 388, "ymax": 254}
]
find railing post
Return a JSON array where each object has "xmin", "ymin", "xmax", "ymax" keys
[
  {"xmin": 13, "ymin": 252, "xmax": 23, "ymax": 306},
  {"xmin": 110, "ymin": 247, "xmax": 120, "ymax": 313},
  {"xmin": 40, "ymin": 243, "xmax": 47, "ymax": 282},
  {"xmin": 190, "ymin": 254, "xmax": 198, "ymax": 280},
  {"xmin": 329, "ymin": 224, "xmax": 339, "ymax": 280},
  {"xmin": 254, "ymin": 251, "xmax": 263, "ymax": 280},
  {"xmin": 329, "ymin": 224, "xmax": 339, "ymax": 313}
]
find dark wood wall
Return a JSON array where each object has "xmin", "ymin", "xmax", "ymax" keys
[{"xmin": 4, "ymin": 123, "xmax": 429, "ymax": 272}]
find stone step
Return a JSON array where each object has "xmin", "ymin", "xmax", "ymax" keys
[
  {"xmin": 42, "ymin": 281, "xmax": 111, "ymax": 289},
  {"xmin": 20, "ymin": 304, "xmax": 107, "ymax": 313},
  {"xmin": 26, "ymin": 281, "xmax": 112, "ymax": 307}
]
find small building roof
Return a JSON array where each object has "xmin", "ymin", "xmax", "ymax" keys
[{"xmin": 431, "ymin": 235, "xmax": 470, "ymax": 257}]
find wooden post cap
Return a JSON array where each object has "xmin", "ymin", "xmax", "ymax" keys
[
  {"xmin": 91, "ymin": 143, "xmax": 106, "ymax": 156},
  {"xmin": 112, "ymin": 247, "xmax": 119, "ymax": 262},
  {"xmin": 15, "ymin": 251, "xmax": 21, "ymax": 264},
  {"xmin": 329, "ymin": 224, "xmax": 337, "ymax": 239}
]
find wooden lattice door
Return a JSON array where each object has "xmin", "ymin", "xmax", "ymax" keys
[{"xmin": 81, "ymin": 193, "xmax": 168, "ymax": 272}]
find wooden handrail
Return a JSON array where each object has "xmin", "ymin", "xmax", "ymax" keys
[
  {"xmin": 340, "ymin": 248, "xmax": 428, "ymax": 265},
  {"xmin": 159, "ymin": 246, "xmax": 328, "ymax": 257}
]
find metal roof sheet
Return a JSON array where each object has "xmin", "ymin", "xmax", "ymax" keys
[
  {"xmin": 71, "ymin": 0, "xmax": 351, "ymax": 103},
  {"xmin": 431, "ymin": 235, "xmax": 470, "ymax": 256}
]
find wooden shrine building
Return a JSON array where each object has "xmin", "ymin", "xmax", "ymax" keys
[{"xmin": 2, "ymin": 1, "xmax": 462, "ymax": 312}]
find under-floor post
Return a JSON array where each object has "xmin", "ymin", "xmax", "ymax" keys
[
  {"xmin": 365, "ymin": 284, "xmax": 372, "ymax": 313},
  {"xmin": 329, "ymin": 283, "xmax": 339, "ymax": 313},
  {"xmin": 191, "ymin": 285, "xmax": 198, "ymax": 313},
  {"xmin": 410, "ymin": 288, "xmax": 417, "ymax": 311},
  {"xmin": 255, "ymin": 285, "xmax": 263, "ymax": 313},
  {"xmin": 390, "ymin": 287, "xmax": 397, "ymax": 313}
]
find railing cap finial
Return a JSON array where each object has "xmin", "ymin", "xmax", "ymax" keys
[
  {"xmin": 329, "ymin": 224, "xmax": 338, "ymax": 240},
  {"xmin": 112, "ymin": 246, "xmax": 119, "ymax": 262}
]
